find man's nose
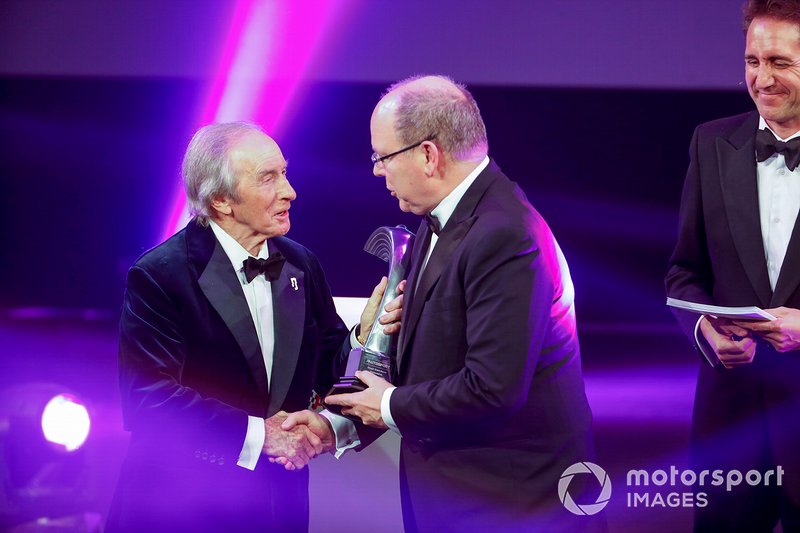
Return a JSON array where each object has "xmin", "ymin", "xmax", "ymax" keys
[
  {"xmin": 755, "ymin": 65, "xmax": 775, "ymax": 88},
  {"xmin": 279, "ymin": 175, "xmax": 297, "ymax": 200}
]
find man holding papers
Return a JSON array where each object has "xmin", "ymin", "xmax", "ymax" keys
[{"xmin": 665, "ymin": 1, "xmax": 800, "ymax": 530}]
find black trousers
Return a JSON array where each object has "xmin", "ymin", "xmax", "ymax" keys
[{"xmin": 691, "ymin": 343, "xmax": 800, "ymax": 533}]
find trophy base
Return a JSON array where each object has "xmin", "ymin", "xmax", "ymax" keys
[
  {"xmin": 323, "ymin": 346, "xmax": 393, "ymax": 421},
  {"xmin": 324, "ymin": 378, "xmax": 367, "ymax": 420}
]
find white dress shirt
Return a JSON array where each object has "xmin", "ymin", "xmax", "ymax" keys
[
  {"xmin": 210, "ymin": 221, "xmax": 361, "ymax": 466},
  {"xmin": 381, "ymin": 156, "xmax": 490, "ymax": 434},
  {"xmin": 756, "ymin": 117, "xmax": 800, "ymax": 290},
  {"xmin": 209, "ymin": 221, "xmax": 275, "ymax": 470}
]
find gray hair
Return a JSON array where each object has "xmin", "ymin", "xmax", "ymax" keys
[
  {"xmin": 182, "ymin": 122, "xmax": 264, "ymax": 225},
  {"xmin": 385, "ymin": 75, "xmax": 488, "ymax": 161}
]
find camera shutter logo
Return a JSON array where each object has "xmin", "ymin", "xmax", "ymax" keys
[{"xmin": 558, "ymin": 462, "xmax": 612, "ymax": 515}]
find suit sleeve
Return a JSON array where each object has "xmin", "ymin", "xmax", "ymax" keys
[
  {"xmin": 390, "ymin": 222, "xmax": 553, "ymax": 440},
  {"xmin": 118, "ymin": 264, "xmax": 247, "ymax": 462},
  {"xmin": 665, "ymin": 125, "xmax": 718, "ymax": 348}
]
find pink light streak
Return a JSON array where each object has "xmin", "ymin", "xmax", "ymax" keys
[{"xmin": 162, "ymin": 0, "xmax": 349, "ymax": 240}]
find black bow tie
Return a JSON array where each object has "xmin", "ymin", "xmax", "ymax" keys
[
  {"xmin": 425, "ymin": 214, "xmax": 441, "ymax": 235},
  {"xmin": 242, "ymin": 252, "xmax": 285, "ymax": 283},
  {"xmin": 755, "ymin": 128, "xmax": 800, "ymax": 171}
]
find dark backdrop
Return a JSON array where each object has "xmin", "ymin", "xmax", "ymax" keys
[
  {"xmin": 0, "ymin": 77, "xmax": 757, "ymax": 533},
  {"xmin": 0, "ymin": 77, "xmax": 753, "ymax": 326}
]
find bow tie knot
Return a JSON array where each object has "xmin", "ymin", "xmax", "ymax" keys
[
  {"xmin": 242, "ymin": 252, "xmax": 285, "ymax": 283},
  {"xmin": 755, "ymin": 128, "xmax": 800, "ymax": 171},
  {"xmin": 424, "ymin": 214, "xmax": 441, "ymax": 235}
]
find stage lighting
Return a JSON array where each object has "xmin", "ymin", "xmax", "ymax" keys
[
  {"xmin": 40, "ymin": 394, "xmax": 91, "ymax": 452},
  {"xmin": 0, "ymin": 383, "xmax": 96, "ymax": 531}
]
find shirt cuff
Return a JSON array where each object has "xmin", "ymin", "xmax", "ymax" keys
[
  {"xmin": 237, "ymin": 415, "xmax": 264, "ymax": 470},
  {"xmin": 381, "ymin": 386, "xmax": 401, "ymax": 435},
  {"xmin": 350, "ymin": 325, "xmax": 364, "ymax": 348},
  {"xmin": 694, "ymin": 315, "xmax": 721, "ymax": 367},
  {"xmin": 319, "ymin": 409, "xmax": 360, "ymax": 458}
]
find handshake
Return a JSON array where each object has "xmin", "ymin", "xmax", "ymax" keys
[
  {"xmin": 260, "ymin": 275, "xmax": 405, "ymax": 471},
  {"xmin": 262, "ymin": 409, "xmax": 334, "ymax": 471}
]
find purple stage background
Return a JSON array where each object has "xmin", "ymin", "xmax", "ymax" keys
[{"xmin": 0, "ymin": 2, "xmax": 761, "ymax": 532}]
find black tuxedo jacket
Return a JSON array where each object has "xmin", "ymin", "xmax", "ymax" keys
[
  {"xmin": 665, "ymin": 111, "xmax": 800, "ymax": 518},
  {"xmin": 667, "ymin": 111, "xmax": 800, "ymax": 337},
  {"xmin": 388, "ymin": 161, "xmax": 599, "ymax": 533},
  {"xmin": 106, "ymin": 220, "xmax": 348, "ymax": 533}
]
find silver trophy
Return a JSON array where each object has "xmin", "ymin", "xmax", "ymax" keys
[{"xmin": 326, "ymin": 225, "xmax": 414, "ymax": 412}]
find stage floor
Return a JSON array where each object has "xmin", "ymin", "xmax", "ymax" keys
[{"xmin": 1, "ymin": 314, "xmax": 703, "ymax": 532}]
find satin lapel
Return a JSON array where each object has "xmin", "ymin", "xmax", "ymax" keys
[
  {"xmin": 198, "ymin": 239, "xmax": 269, "ymax": 400},
  {"xmin": 717, "ymin": 116, "xmax": 772, "ymax": 307},
  {"xmin": 403, "ymin": 216, "xmax": 476, "ymax": 344},
  {"xmin": 772, "ymin": 218, "xmax": 800, "ymax": 306},
  {"xmin": 266, "ymin": 241, "xmax": 305, "ymax": 416},
  {"xmin": 397, "ymin": 220, "xmax": 429, "ymax": 362},
  {"xmin": 397, "ymin": 160, "xmax": 499, "ymax": 374}
]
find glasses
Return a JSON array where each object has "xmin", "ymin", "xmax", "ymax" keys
[{"xmin": 371, "ymin": 134, "xmax": 436, "ymax": 165}]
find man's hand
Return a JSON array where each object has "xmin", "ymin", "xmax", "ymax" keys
[
  {"xmin": 282, "ymin": 410, "xmax": 335, "ymax": 453},
  {"xmin": 267, "ymin": 410, "xmax": 335, "ymax": 469},
  {"xmin": 324, "ymin": 371, "xmax": 391, "ymax": 429},
  {"xmin": 358, "ymin": 278, "xmax": 405, "ymax": 344},
  {"xmin": 735, "ymin": 306, "xmax": 800, "ymax": 353},
  {"xmin": 699, "ymin": 315, "xmax": 757, "ymax": 369},
  {"xmin": 262, "ymin": 411, "xmax": 323, "ymax": 471}
]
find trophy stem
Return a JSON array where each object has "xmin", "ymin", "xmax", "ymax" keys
[{"xmin": 324, "ymin": 225, "xmax": 415, "ymax": 419}]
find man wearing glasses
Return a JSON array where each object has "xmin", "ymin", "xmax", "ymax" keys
[{"xmin": 324, "ymin": 75, "xmax": 603, "ymax": 533}]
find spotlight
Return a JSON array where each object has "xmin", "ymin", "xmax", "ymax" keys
[
  {"xmin": 40, "ymin": 394, "xmax": 91, "ymax": 452},
  {"xmin": 0, "ymin": 383, "xmax": 95, "ymax": 530}
]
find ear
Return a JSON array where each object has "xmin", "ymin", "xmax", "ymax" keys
[
  {"xmin": 421, "ymin": 140, "xmax": 440, "ymax": 176},
  {"xmin": 210, "ymin": 194, "xmax": 233, "ymax": 217}
]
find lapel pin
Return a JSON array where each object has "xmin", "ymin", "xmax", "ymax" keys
[{"xmin": 290, "ymin": 277, "xmax": 298, "ymax": 291}]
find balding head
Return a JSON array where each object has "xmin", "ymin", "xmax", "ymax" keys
[{"xmin": 376, "ymin": 75, "xmax": 488, "ymax": 162}]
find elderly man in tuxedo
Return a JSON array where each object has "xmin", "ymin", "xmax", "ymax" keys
[
  {"xmin": 106, "ymin": 122, "xmax": 399, "ymax": 533},
  {"xmin": 322, "ymin": 75, "xmax": 602, "ymax": 533},
  {"xmin": 666, "ymin": 1, "xmax": 800, "ymax": 531}
]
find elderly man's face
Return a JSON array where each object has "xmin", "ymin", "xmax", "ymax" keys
[
  {"xmin": 226, "ymin": 131, "xmax": 296, "ymax": 240},
  {"xmin": 746, "ymin": 16, "xmax": 800, "ymax": 137},
  {"xmin": 370, "ymin": 104, "xmax": 434, "ymax": 215}
]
